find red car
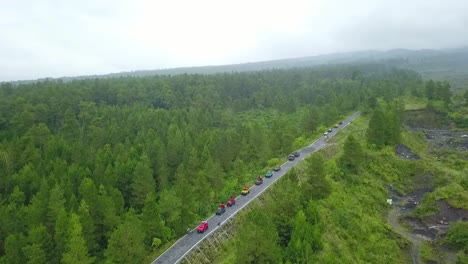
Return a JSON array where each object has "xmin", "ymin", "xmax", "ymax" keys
[
  {"xmin": 197, "ymin": 221, "xmax": 209, "ymax": 233},
  {"xmin": 227, "ymin": 196, "xmax": 236, "ymax": 207}
]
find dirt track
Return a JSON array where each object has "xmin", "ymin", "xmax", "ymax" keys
[{"xmin": 387, "ymin": 200, "xmax": 429, "ymax": 264}]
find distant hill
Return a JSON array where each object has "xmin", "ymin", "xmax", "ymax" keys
[{"xmin": 5, "ymin": 47, "xmax": 468, "ymax": 88}]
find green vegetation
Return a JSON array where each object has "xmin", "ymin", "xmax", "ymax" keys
[
  {"xmin": 208, "ymin": 79, "xmax": 468, "ymax": 263},
  {"xmin": 0, "ymin": 65, "xmax": 424, "ymax": 263},
  {"xmin": 1, "ymin": 60, "xmax": 467, "ymax": 263},
  {"xmin": 447, "ymin": 221, "xmax": 468, "ymax": 250},
  {"xmin": 212, "ymin": 116, "xmax": 423, "ymax": 263}
]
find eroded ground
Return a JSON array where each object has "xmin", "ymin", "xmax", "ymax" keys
[{"xmin": 390, "ymin": 119, "xmax": 468, "ymax": 264}]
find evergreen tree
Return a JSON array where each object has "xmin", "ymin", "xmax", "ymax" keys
[
  {"xmin": 287, "ymin": 210, "xmax": 316, "ymax": 263},
  {"xmin": 141, "ymin": 193, "xmax": 167, "ymax": 248},
  {"xmin": 302, "ymin": 154, "xmax": 331, "ymax": 201},
  {"xmin": 2, "ymin": 233, "xmax": 26, "ymax": 264},
  {"xmin": 173, "ymin": 165, "xmax": 196, "ymax": 235},
  {"xmin": 425, "ymin": 79, "xmax": 436, "ymax": 100},
  {"xmin": 104, "ymin": 210, "xmax": 146, "ymax": 264},
  {"xmin": 53, "ymin": 209, "xmax": 69, "ymax": 263},
  {"xmin": 130, "ymin": 155, "xmax": 155, "ymax": 211},
  {"xmin": 235, "ymin": 210, "xmax": 281, "ymax": 264},
  {"xmin": 46, "ymin": 183, "xmax": 66, "ymax": 232},
  {"xmin": 77, "ymin": 200, "xmax": 98, "ymax": 255},
  {"xmin": 62, "ymin": 213, "xmax": 95, "ymax": 264},
  {"xmin": 339, "ymin": 135, "xmax": 364, "ymax": 174},
  {"xmin": 23, "ymin": 243, "xmax": 47, "ymax": 264},
  {"xmin": 23, "ymin": 225, "xmax": 53, "ymax": 264},
  {"xmin": 366, "ymin": 107, "xmax": 387, "ymax": 148}
]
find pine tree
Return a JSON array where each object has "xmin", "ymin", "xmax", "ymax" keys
[
  {"xmin": 130, "ymin": 155, "xmax": 155, "ymax": 211},
  {"xmin": 302, "ymin": 154, "xmax": 331, "ymax": 201},
  {"xmin": 104, "ymin": 210, "xmax": 146, "ymax": 264},
  {"xmin": 366, "ymin": 107, "xmax": 386, "ymax": 148},
  {"xmin": 77, "ymin": 200, "xmax": 97, "ymax": 255},
  {"xmin": 425, "ymin": 79, "xmax": 436, "ymax": 100},
  {"xmin": 62, "ymin": 213, "xmax": 95, "ymax": 264},
  {"xmin": 53, "ymin": 209, "xmax": 70, "ymax": 263},
  {"xmin": 173, "ymin": 165, "xmax": 196, "ymax": 235},
  {"xmin": 46, "ymin": 183, "xmax": 65, "ymax": 232},
  {"xmin": 235, "ymin": 210, "xmax": 281, "ymax": 264},
  {"xmin": 287, "ymin": 210, "xmax": 315, "ymax": 263},
  {"xmin": 23, "ymin": 243, "xmax": 47, "ymax": 264},
  {"xmin": 2, "ymin": 233, "xmax": 26, "ymax": 264},
  {"xmin": 141, "ymin": 193, "xmax": 168, "ymax": 247},
  {"xmin": 339, "ymin": 135, "xmax": 364, "ymax": 174},
  {"xmin": 23, "ymin": 225, "xmax": 53, "ymax": 264}
]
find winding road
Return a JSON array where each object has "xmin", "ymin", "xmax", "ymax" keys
[{"xmin": 151, "ymin": 112, "xmax": 361, "ymax": 264}]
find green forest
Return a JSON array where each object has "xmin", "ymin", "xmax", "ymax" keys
[{"xmin": 0, "ymin": 64, "xmax": 466, "ymax": 263}]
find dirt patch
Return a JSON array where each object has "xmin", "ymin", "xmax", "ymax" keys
[
  {"xmin": 426, "ymin": 200, "xmax": 468, "ymax": 225},
  {"xmin": 401, "ymin": 216, "xmax": 439, "ymax": 240},
  {"xmin": 423, "ymin": 129, "xmax": 468, "ymax": 152},
  {"xmin": 396, "ymin": 144, "xmax": 420, "ymax": 160},
  {"xmin": 389, "ymin": 193, "xmax": 468, "ymax": 263},
  {"xmin": 396, "ymin": 109, "xmax": 467, "ymax": 263},
  {"xmin": 398, "ymin": 195, "xmax": 468, "ymax": 241},
  {"xmin": 387, "ymin": 188, "xmax": 433, "ymax": 264}
]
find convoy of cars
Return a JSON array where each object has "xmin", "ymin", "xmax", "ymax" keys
[
  {"xmin": 196, "ymin": 119, "xmax": 346, "ymax": 234},
  {"xmin": 324, "ymin": 121, "xmax": 344, "ymax": 136}
]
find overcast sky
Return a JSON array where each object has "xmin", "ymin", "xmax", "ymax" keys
[{"xmin": 1, "ymin": 0, "xmax": 467, "ymax": 82}]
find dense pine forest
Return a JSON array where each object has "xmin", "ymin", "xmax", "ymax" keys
[{"xmin": 0, "ymin": 64, "xmax": 446, "ymax": 263}]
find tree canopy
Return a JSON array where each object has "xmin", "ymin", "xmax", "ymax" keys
[{"xmin": 0, "ymin": 64, "xmax": 425, "ymax": 262}]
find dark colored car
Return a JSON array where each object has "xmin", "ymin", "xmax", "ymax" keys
[
  {"xmin": 288, "ymin": 155, "xmax": 295, "ymax": 161},
  {"xmin": 265, "ymin": 170, "xmax": 273, "ymax": 178},
  {"xmin": 255, "ymin": 176, "xmax": 263, "ymax": 185},
  {"xmin": 216, "ymin": 207, "xmax": 226, "ymax": 215},
  {"xmin": 197, "ymin": 221, "xmax": 209, "ymax": 233},
  {"xmin": 293, "ymin": 151, "xmax": 300, "ymax": 157},
  {"xmin": 339, "ymin": 121, "xmax": 343, "ymax": 125}
]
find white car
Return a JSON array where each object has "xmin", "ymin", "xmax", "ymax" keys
[{"xmin": 323, "ymin": 132, "xmax": 328, "ymax": 136}]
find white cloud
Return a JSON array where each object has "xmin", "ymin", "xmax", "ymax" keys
[{"xmin": 0, "ymin": 0, "xmax": 467, "ymax": 81}]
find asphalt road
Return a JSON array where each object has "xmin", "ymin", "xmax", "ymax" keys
[{"xmin": 151, "ymin": 111, "xmax": 360, "ymax": 264}]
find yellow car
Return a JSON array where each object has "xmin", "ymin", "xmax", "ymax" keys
[{"xmin": 241, "ymin": 185, "xmax": 250, "ymax": 195}]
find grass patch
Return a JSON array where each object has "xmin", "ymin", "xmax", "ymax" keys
[
  {"xmin": 329, "ymin": 115, "xmax": 368, "ymax": 145},
  {"xmin": 400, "ymin": 129, "xmax": 428, "ymax": 157},
  {"xmin": 421, "ymin": 241, "xmax": 441, "ymax": 263},
  {"xmin": 403, "ymin": 97, "xmax": 428, "ymax": 111}
]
